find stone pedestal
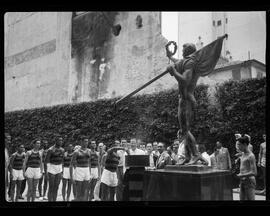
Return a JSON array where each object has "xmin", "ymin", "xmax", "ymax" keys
[{"xmin": 143, "ymin": 165, "xmax": 233, "ymax": 201}]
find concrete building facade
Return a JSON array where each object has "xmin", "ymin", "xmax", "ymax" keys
[
  {"xmin": 198, "ymin": 59, "xmax": 266, "ymax": 86},
  {"xmin": 5, "ymin": 12, "xmax": 72, "ymax": 112}
]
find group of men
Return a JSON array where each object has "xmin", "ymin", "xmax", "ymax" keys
[
  {"xmin": 5, "ymin": 132, "xmax": 266, "ymax": 202},
  {"xmin": 4, "ymin": 133, "xmax": 172, "ymax": 202}
]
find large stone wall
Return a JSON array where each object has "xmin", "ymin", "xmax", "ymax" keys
[
  {"xmin": 70, "ymin": 12, "xmax": 179, "ymax": 103},
  {"xmin": 5, "ymin": 12, "xmax": 72, "ymax": 112}
]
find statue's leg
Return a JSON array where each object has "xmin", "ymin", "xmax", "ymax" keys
[
  {"xmin": 187, "ymin": 131, "xmax": 198, "ymax": 157},
  {"xmin": 177, "ymin": 98, "xmax": 191, "ymax": 164},
  {"xmin": 178, "ymin": 98, "xmax": 186, "ymax": 135},
  {"xmin": 185, "ymin": 131, "xmax": 200, "ymax": 165},
  {"xmin": 185, "ymin": 94, "xmax": 196, "ymax": 132},
  {"xmin": 185, "ymin": 94, "xmax": 198, "ymax": 156}
]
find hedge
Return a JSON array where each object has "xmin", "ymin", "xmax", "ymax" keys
[
  {"xmin": 5, "ymin": 78, "xmax": 266, "ymax": 151},
  {"xmin": 5, "ymin": 78, "xmax": 266, "ymax": 188}
]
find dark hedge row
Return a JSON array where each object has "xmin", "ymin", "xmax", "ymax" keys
[
  {"xmin": 5, "ymin": 78, "xmax": 266, "ymax": 153},
  {"xmin": 214, "ymin": 78, "xmax": 266, "ymax": 160},
  {"xmin": 4, "ymin": 84, "xmax": 212, "ymax": 150}
]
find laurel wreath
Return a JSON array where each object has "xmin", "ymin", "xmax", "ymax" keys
[{"xmin": 165, "ymin": 41, "xmax": 178, "ymax": 57}]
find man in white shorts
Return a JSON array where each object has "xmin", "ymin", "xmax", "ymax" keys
[
  {"xmin": 100, "ymin": 142, "xmax": 126, "ymax": 201},
  {"xmin": 38, "ymin": 139, "xmax": 49, "ymax": 200},
  {"xmin": 23, "ymin": 139, "xmax": 43, "ymax": 202},
  {"xmin": 62, "ymin": 143, "xmax": 74, "ymax": 201},
  {"xmin": 45, "ymin": 136, "xmax": 65, "ymax": 201},
  {"xmin": 88, "ymin": 140, "xmax": 100, "ymax": 201},
  {"xmin": 9, "ymin": 144, "xmax": 25, "ymax": 202},
  {"xmin": 71, "ymin": 136, "xmax": 91, "ymax": 201}
]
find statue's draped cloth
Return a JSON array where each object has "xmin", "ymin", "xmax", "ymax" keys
[{"xmin": 190, "ymin": 35, "xmax": 227, "ymax": 77}]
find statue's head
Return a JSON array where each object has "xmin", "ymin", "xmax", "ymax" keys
[{"xmin": 182, "ymin": 43, "xmax": 196, "ymax": 58}]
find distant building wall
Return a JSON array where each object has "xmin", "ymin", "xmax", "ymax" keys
[
  {"xmin": 5, "ymin": 12, "xmax": 72, "ymax": 112},
  {"xmin": 177, "ymin": 11, "xmax": 266, "ymax": 63}
]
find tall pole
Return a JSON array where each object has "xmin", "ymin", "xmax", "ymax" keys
[{"xmin": 115, "ymin": 70, "xmax": 169, "ymax": 105}]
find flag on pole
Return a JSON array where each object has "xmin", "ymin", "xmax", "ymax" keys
[{"xmin": 191, "ymin": 34, "xmax": 228, "ymax": 77}]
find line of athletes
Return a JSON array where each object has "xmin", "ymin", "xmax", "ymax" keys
[{"xmin": 8, "ymin": 135, "xmax": 136, "ymax": 202}]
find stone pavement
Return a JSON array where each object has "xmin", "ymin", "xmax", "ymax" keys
[{"xmin": 14, "ymin": 182, "xmax": 266, "ymax": 202}]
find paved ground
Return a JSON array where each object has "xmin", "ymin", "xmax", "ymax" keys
[{"xmin": 12, "ymin": 182, "xmax": 266, "ymax": 202}]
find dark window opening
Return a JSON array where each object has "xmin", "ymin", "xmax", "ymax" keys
[
  {"xmin": 136, "ymin": 15, "xmax": 143, "ymax": 29},
  {"xmin": 217, "ymin": 20, "xmax": 222, "ymax": 26},
  {"xmin": 226, "ymin": 18, "xmax": 228, "ymax": 24},
  {"xmin": 213, "ymin": 20, "xmax": 215, "ymax": 26}
]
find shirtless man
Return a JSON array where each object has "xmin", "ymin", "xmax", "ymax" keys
[
  {"xmin": 237, "ymin": 136, "xmax": 257, "ymax": 200},
  {"xmin": 258, "ymin": 134, "xmax": 266, "ymax": 195},
  {"xmin": 166, "ymin": 43, "xmax": 200, "ymax": 164}
]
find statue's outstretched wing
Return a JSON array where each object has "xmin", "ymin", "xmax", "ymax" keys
[{"xmin": 191, "ymin": 34, "xmax": 228, "ymax": 77}]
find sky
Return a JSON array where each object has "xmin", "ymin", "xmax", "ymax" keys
[{"xmin": 161, "ymin": 12, "xmax": 179, "ymax": 58}]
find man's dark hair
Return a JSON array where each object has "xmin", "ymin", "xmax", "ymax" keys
[
  {"xmin": 81, "ymin": 135, "xmax": 88, "ymax": 141},
  {"xmin": 17, "ymin": 143, "xmax": 24, "ymax": 149},
  {"xmin": 31, "ymin": 138, "xmax": 41, "ymax": 148},
  {"xmin": 238, "ymin": 136, "xmax": 249, "ymax": 145}
]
